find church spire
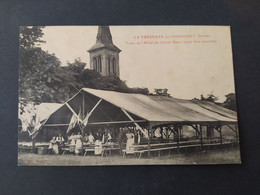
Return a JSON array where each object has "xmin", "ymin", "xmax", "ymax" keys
[
  {"xmin": 88, "ymin": 26, "xmax": 121, "ymax": 77},
  {"xmin": 88, "ymin": 26, "xmax": 121, "ymax": 53},
  {"xmin": 96, "ymin": 26, "xmax": 113, "ymax": 45}
]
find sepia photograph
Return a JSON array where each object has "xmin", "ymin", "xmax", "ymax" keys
[{"xmin": 18, "ymin": 25, "xmax": 240, "ymax": 166}]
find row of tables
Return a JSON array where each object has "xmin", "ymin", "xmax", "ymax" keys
[{"xmin": 61, "ymin": 142, "xmax": 120, "ymax": 157}]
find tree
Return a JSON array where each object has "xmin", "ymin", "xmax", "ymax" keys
[
  {"xmin": 19, "ymin": 26, "xmax": 75, "ymax": 104},
  {"xmin": 223, "ymin": 93, "xmax": 237, "ymax": 111},
  {"xmin": 153, "ymin": 88, "xmax": 171, "ymax": 97},
  {"xmin": 200, "ymin": 92, "xmax": 218, "ymax": 103},
  {"xmin": 20, "ymin": 26, "xmax": 45, "ymax": 50},
  {"xmin": 19, "ymin": 48, "xmax": 75, "ymax": 104},
  {"xmin": 67, "ymin": 58, "xmax": 86, "ymax": 74}
]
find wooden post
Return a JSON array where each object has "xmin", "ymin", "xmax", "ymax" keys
[
  {"xmin": 200, "ymin": 124, "xmax": 203, "ymax": 148},
  {"xmin": 219, "ymin": 126, "xmax": 223, "ymax": 145},
  {"xmin": 160, "ymin": 127, "xmax": 163, "ymax": 142},
  {"xmin": 235, "ymin": 124, "xmax": 238, "ymax": 144},
  {"xmin": 147, "ymin": 127, "xmax": 151, "ymax": 158},
  {"xmin": 175, "ymin": 125, "xmax": 180, "ymax": 153},
  {"xmin": 82, "ymin": 92, "xmax": 85, "ymax": 135},
  {"xmin": 196, "ymin": 124, "xmax": 198, "ymax": 138},
  {"xmin": 31, "ymin": 138, "xmax": 36, "ymax": 153}
]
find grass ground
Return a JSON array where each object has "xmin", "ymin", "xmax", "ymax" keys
[{"xmin": 18, "ymin": 147, "xmax": 241, "ymax": 166}]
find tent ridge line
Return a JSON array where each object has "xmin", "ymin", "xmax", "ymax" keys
[{"xmin": 192, "ymin": 100, "xmax": 237, "ymax": 121}]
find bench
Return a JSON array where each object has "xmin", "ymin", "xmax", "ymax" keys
[
  {"xmin": 102, "ymin": 147, "xmax": 120, "ymax": 157},
  {"xmin": 61, "ymin": 148, "xmax": 71, "ymax": 155},
  {"xmin": 84, "ymin": 148, "xmax": 95, "ymax": 156},
  {"xmin": 123, "ymin": 146, "xmax": 178, "ymax": 159},
  {"xmin": 18, "ymin": 146, "xmax": 32, "ymax": 153}
]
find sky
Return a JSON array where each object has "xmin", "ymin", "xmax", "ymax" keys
[{"xmin": 40, "ymin": 26, "xmax": 236, "ymax": 102}]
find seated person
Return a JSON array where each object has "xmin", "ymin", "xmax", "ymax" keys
[
  {"xmin": 88, "ymin": 132, "xmax": 95, "ymax": 144},
  {"xmin": 69, "ymin": 133, "xmax": 76, "ymax": 145},
  {"xmin": 102, "ymin": 129, "xmax": 112, "ymax": 144},
  {"xmin": 56, "ymin": 134, "xmax": 65, "ymax": 145},
  {"xmin": 83, "ymin": 133, "xmax": 89, "ymax": 143},
  {"xmin": 94, "ymin": 140, "xmax": 102, "ymax": 155}
]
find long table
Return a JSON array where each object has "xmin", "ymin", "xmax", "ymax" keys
[{"xmin": 123, "ymin": 139, "xmax": 235, "ymax": 159}]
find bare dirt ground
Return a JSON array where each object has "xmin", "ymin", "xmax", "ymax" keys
[{"xmin": 18, "ymin": 147, "xmax": 241, "ymax": 166}]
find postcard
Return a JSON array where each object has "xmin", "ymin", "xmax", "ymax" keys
[{"xmin": 18, "ymin": 26, "xmax": 240, "ymax": 166}]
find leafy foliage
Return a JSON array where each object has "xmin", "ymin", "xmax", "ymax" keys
[
  {"xmin": 19, "ymin": 26, "xmax": 75, "ymax": 105},
  {"xmin": 20, "ymin": 26, "xmax": 45, "ymax": 50},
  {"xmin": 223, "ymin": 93, "xmax": 237, "ymax": 111},
  {"xmin": 200, "ymin": 92, "xmax": 218, "ymax": 103},
  {"xmin": 153, "ymin": 88, "xmax": 171, "ymax": 97}
]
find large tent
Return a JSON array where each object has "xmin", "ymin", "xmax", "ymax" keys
[
  {"xmin": 41, "ymin": 88, "xmax": 237, "ymax": 139},
  {"xmin": 35, "ymin": 88, "xmax": 239, "ymax": 156}
]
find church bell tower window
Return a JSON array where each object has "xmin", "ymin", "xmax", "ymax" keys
[
  {"xmin": 93, "ymin": 58, "xmax": 97, "ymax": 71},
  {"xmin": 107, "ymin": 58, "xmax": 111, "ymax": 74},
  {"xmin": 98, "ymin": 56, "xmax": 102, "ymax": 73},
  {"xmin": 112, "ymin": 58, "xmax": 116, "ymax": 74}
]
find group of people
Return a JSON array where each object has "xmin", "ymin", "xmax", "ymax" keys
[
  {"xmin": 68, "ymin": 130, "xmax": 112, "ymax": 155},
  {"xmin": 48, "ymin": 134, "xmax": 65, "ymax": 154},
  {"xmin": 48, "ymin": 127, "xmax": 143, "ymax": 156}
]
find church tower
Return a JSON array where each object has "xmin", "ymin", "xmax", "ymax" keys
[{"xmin": 88, "ymin": 26, "xmax": 121, "ymax": 77}]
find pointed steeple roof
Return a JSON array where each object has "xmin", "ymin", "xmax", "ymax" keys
[{"xmin": 88, "ymin": 26, "xmax": 121, "ymax": 53}]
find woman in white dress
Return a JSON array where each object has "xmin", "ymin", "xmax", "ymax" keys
[
  {"xmin": 75, "ymin": 132, "xmax": 83, "ymax": 155},
  {"xmin": 48, "ymin": 137, "xmax": 56, "ymax": 154},
  {"xmin": 69, "ymin": 133, "xmax": 76, "ymax": 152},
  {"xmin": 88, "ymin": 132, "xmax": 95, "ymax": 144},
  {"xmin": 126, "ymin": 131, "xmax": 135, "ymax": 154}
]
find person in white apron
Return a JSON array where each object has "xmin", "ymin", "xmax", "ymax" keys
[
  {"xmin": 88, "ymin": 132, "xmax": 95, "ymax": 144},
  {"xmin": 48, "ymin": 137, "xmax": 56, "ymax": 154},
  {"xmin": 53, "ymin": 134, "xmax": 64, "ymax": 154},
  {"xmin": 126, "ymin": 131, "xmax": 135, "ymax": 154},
  {"xmin": 94, "ymin": 140, "xmax": 103, "ymax": 155},
  {"xmin": 75, "ymin": 132, "xmax": 83, "ymax": 155},
  {"xmin": 69, "ymin": 133, "xmax": 76, "ymax": 152}
]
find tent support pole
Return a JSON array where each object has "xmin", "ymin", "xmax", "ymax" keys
[
  {"xmin": 65, "ymin": 103, "xmax": 81, "ymax": 122},
  {"xmin": 148, "ymin": 123, "xmax": 151, "ymax": 158},
  {"xmin": 31, "ymin": 137, "xmax": 35, "ymax": 153},
  {"xmin": 160, "ymin": 127, "xmax": 163, "ymax": 142},
  {"xmin": 200, "ymin": 124, "xmax": 203, "ymax": 149},
  {"xmin": 235, "ymin": 124, "xmax": 238, "ymax": 144},
  {"xmin": 82, "ymin": 92, "xmax": 85, "ymax": 135},
  {"xmin": 175, "ymin": 125, "xmax": 180, "ymax": 153},
  {"xmin": 82, "ymin": 92, "xmax": 85, "ymax": 119},
  {"xmin": 219, "ymin": 125, "xmax": 223, "ymax": 145}
]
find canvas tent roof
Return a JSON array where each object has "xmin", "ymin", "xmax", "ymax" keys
[
  {"xmin": 79, "ymin": 88, "xmax": 237, "ymax": 124},
  {"xmin": 35, "ymin": 103, "xmax": 63, "ymax": 123},
  {"xmin": 42, "ymin": 88, "xmax": 237, "ymax": 129}
]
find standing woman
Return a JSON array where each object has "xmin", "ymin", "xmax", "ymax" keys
[
  {"xmin": 69, "ymin": 133, "xmax": 76, "ymax": 153},
  {"xmin": 126, "ymin": 130, "xmax": 135, "ymax": 154},
  {"xmin": 75, "ymin": 132, "xmax": 83, "ymax": 155}
]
